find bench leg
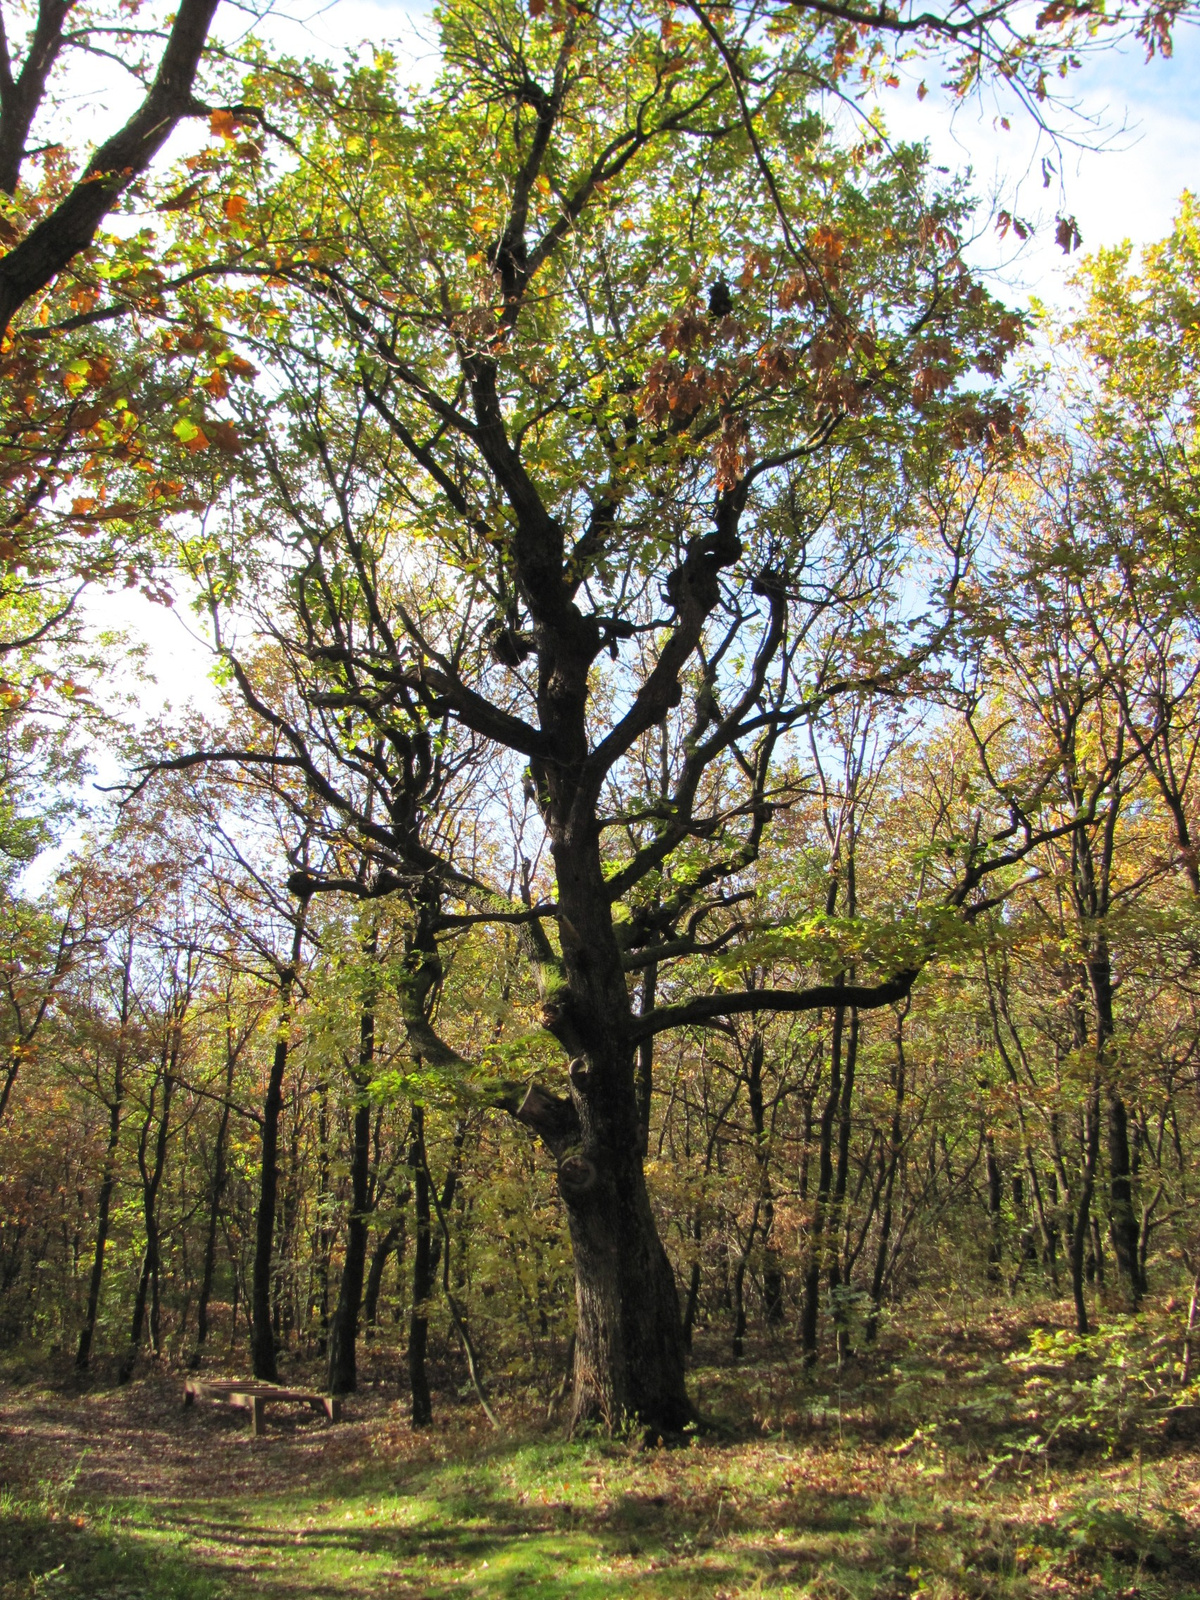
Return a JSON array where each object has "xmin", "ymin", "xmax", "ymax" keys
[
  {"xmin": 251, "ymin": 1396, "xmax": 265, "ymax": 1437},
  {"xmin": 323, "ymin": 1397, "xmax": 341, "ymax": 1423},
  {"xmin": 183, "ymin": 1386, "xmax": 194, "ymax": 1407}
]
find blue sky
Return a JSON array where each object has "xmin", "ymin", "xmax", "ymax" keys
[
  {"xmin": 250, "ymin": 2, "xmax": 1199, "ymax": 303},
  {"xmin": 85, "ymin": 5, "xmax": 1200, "ymax": 733}
]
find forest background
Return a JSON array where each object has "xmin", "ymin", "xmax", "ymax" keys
[{"xmin": 3, "ymin": 0, "xmax": 1200, "ymax": 1593}]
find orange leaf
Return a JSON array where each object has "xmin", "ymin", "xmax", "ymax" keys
[
  {"xmin": 210, "ymin": 109, "xmax": 238, "ymax": 139},
  {"xmin": 224, "ymin": 194, "xmax": 248, "ymax": 221},
  {"xmin": 205, "ymin": 420, "xmax": 242, "ymax": 453}
]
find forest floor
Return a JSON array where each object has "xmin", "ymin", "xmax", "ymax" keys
[{"xmin": 1, "ymin": 1302, "xmax": 1199, "ymax": 1600}]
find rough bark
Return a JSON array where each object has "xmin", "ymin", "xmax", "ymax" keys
[{"xmin": 405, "ymin": 1110, "xmax": 465, "ymax": 1425}]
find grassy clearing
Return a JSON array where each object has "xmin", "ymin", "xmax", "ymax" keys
[{"xmin": 2, "ymin": 1306, "xmax": 1199, "ymax": 1599}]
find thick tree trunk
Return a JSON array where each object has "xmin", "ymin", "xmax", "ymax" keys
[
  {"xmin": 561, "ymin": 1109, "xmax": 689, "ymax": 1431},
  {"xmin": 524, "ymin": 791, "xmax": 691, "ymax": 1433}
]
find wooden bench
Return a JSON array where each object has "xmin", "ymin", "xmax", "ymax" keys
[{"xmin": 183, "ymin": 1378, "xmax": 342, "ymax": 1436}]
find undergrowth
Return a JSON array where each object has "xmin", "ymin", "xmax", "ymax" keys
[{"xmin": 0, "ymin": 1301, "xmax": 1198, "ymax": 1599}]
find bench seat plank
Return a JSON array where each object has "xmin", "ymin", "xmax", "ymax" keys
[{"xmin": 184, "ymin": 1378, "xmax": 341, "ymax": 1434}]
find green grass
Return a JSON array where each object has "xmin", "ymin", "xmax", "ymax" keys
[
  {"xmin": 3, "ymin": 1309, "xmax": 1200, "ymax": 1598},
  {"xmin": 3, "ymin": 1425, "xmax": 1197, "ymax": 1599},
  {"xmin": 0, "ymin": 1493, "xmax": 222, "ymax": 1600}
]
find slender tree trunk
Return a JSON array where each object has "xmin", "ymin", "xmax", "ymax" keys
[
  {"xmin": 682, "ymin": 1248, "xmax": 701, "ymax": 1350},
  {"xmin": 408, "ymin": 1106, "xmax": 435, "ymax": 1426},
  {"xmin": 405, "ymin": 1110, "xmax": 467, "ymax": 1424},
  {"xmin": 76, "ymin": 941, "xmax": 134, "ymax": 1372},
  {"xmin": 1070, "ymin": 1083, "xmax": 1101, "ymax": 1335},
  {"xmin": 192, "ymin": 1018, "xmax": 237, "ymax": 1367},
  {"xmin": 1105, "ymin": 1083, "xmax": 1142, "ymax": 1302},
  {"xmin": 0, "ymin": 1051, "xmax": 20, "ymax": 1130},
  {"xmin": 800, "ymin": 1006, "xmax": 843, "ymax": 1363},
  {"xmin": 251, "ymin": 904, "xmax": 306, "ymax": 1382},
  {"xmin": 364, "ymin": 1220, "xmax": 402, "ymax": 1329},
  {"xmin": 328, "ymin": 960, "xmax": 377, "ymax": 1396},
  {"xmin": 731, "ymin": 1208, "xmax": 755, "ymax": 1360},
  {"xmin": 985, "ymin": 1133, "xmax": 1003, "ymax": 1284},
  {"xmin": 1085, "ymin": 927, "xmax": 1141, "ymax": 1303},
  {"xmin": 310, "ymin": 1080, "xmax": 333, "ymax": 1353},
  {"xmin": 76, "ymin": 1081, "xmax": 123, "ymax": 1371},
  {"xmin": 119, "ymin": 1051, "xmax": 175, "ymax": 1384},
  {"xmin": 635, "ymin": 963, "xmax": 657, "ymax": 1159},
  {"xmin": 745, "ymin": 1031, "xmax": 783, "ymax": 1326},
  {"xmin": 829, "ymin": 1007, "xmax": 859, "ymax": 1362},
  {"xmin": 866, "ymin": 1002, "xmax": 907, "ymax": 1342}
]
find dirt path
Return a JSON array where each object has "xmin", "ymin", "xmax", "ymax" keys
[
  {"xmin": 0, "ymin": 1371, "xmax": 392, "ymax": 1506},
  {"xmin": 3, "ymin": 1359, "xmax": 1199, "ymax": 1600}
]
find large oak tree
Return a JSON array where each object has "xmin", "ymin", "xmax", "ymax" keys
[{"xmin": 153, "ymin": 0, "xmax": 1195, "ymax": 1428}]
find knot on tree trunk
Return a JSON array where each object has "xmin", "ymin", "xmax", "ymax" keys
[
  {"xmin": 514, "ymin": 1079, "xmax": 579, "ymax": 1159},
  {"xmin": 556, "ymin": 1152, "xmax": 598, "ymax": 1200}
]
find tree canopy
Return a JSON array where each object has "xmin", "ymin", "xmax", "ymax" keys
[{"xmin": 0, "ymin": 0, "xmax": 1198, "ymax": 1439}]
